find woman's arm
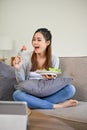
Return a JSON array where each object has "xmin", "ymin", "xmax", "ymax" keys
[
  {"xmin": 15, "ymin": 66, "xmax": 26, "ymax": 83},
  {"xmin": 13, "ymin": 52, "xmax": 32, "ymax": 83},
  {"xmin": 42, "ymin": 55, "xmax": 60, "ymax": 80},
  {"xmin": 52, "ymin": 55, "xmax": 60, "ymax": 68}
]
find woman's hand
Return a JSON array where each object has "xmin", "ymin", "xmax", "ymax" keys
[
  {"xmin": 42, "ymin": 74, "xmax": 57, "ymax": 80},
  {"xmin": 13, "ymin": 56, "xmax": 23, "ymax": 70}
]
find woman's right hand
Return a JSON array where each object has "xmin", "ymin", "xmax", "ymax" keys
[{"xmin": 13, "ymin": 56, "xmax": 23, "ymax": 70}]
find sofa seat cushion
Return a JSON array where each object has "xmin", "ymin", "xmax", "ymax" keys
[{"xmin": 36, "ymin": 101, "xmax": 87, "ymax": 123}]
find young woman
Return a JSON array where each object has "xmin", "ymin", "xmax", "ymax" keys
[{"xmin": 13, "ymin": 28, "xmax": 78, "ymax": 109}]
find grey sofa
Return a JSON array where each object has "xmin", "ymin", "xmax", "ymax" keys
[
  {"xmin": 36, "ymin": 56, "xmax": 87, "ymax": 125},
  {"xmin": 0, "ymin": 57, "xmax": 87, "ymax": 125},
  {"xmin": 60, "ymin": 56, "xmax": 87, "ymax": 101}
]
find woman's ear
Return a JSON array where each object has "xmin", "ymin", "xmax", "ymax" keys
[{"xmin": 47, "ymin": 40, "xmax": 50, "ymax": 46}]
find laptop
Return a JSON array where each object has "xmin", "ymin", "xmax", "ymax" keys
[{"xmin": 0, "ymin": 101, "xmax": 29, "ymax": 130}]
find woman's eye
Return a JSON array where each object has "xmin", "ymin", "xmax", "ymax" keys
[{"xmin": 38, "ymin": 39, "xmax": 41, "ymax": 41}]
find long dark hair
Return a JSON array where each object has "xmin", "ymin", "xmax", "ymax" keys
[{"xmin": 30, "ymin": 28, "xmax": 52, "ymax": 71}]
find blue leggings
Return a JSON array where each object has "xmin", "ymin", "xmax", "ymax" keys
[{"xmin": 13, "ymin": 84, "xmax": 76, "ymax": 109}]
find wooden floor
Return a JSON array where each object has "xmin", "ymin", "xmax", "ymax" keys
[{"xmin": 27, "ymin": 110, "xmax": 87, "ymax": 130}]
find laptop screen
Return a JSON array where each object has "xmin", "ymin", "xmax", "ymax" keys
[{"xmin": 0, "ymin": 101, "xmax": 28, "ymax": 115}]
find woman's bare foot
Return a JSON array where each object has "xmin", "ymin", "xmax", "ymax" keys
[{"xmin": 54, "ymin": 99, "xmax": 78, "ymax": 109}]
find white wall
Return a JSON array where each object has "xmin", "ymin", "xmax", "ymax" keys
[{"xmin": 0, "ymin": 0, "xmax": 87, "ymax": 63}]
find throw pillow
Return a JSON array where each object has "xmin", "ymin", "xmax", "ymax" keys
[
  {"xmin": 0, "ymin": 61, "xmax": 17, "ymax": 100},
  {"xmin": 15, "ymin": 77, "xmax": 73, "ymax": 97}
]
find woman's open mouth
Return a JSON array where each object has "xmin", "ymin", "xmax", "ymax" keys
[{"xmin": 34, "ymin": 46, "xmax": 39, "ymax": 50}]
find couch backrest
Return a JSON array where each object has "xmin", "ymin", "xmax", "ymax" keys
[{"xmin": 59, "ymin": 57, "xmax": 87, "ymax": 101}]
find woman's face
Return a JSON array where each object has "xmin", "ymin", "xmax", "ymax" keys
[{"xmin": 32, "ymin": 32, "xmax": 50, "ymax": 54}]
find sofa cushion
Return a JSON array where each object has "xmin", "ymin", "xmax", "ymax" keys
[
  {"xmin": 36, "ymin": 101, "xmax": 87, "ymax": 123},
  {"xmin": 60, "ymin": 57, "xmax": 87, "ymax": 101},
  {"xmin": 0, "ymin": 61, "xmax": 17, "ymax": 100}
]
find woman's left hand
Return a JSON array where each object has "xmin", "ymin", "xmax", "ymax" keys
[{"xmin": 42, "ymin": 74, "xmax": 57, "ymax": 79}]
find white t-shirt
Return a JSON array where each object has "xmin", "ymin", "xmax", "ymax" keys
[{"xmin": 15, "ymin": 51, "xmax": 60, "ymax": 83}]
